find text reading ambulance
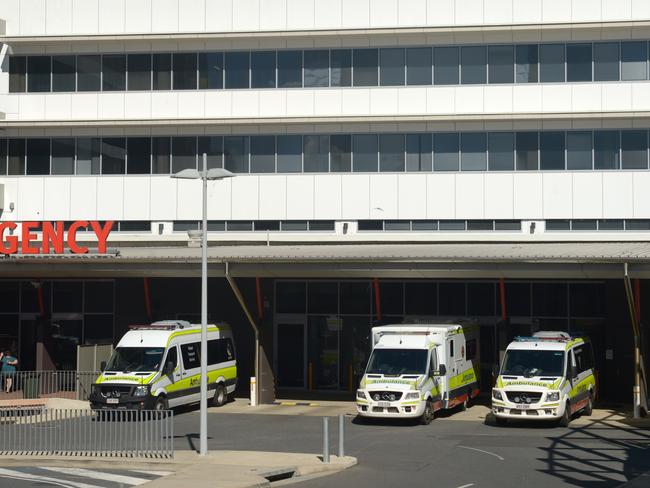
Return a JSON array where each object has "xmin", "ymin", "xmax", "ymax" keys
[
  {"xmin": 356, "ymin": 323, "xmax": 480, "ymax": 424},
  {"xmin": 491, "ymin": 331, "xmax": 596, "ymax": 426},
  {"xmin": 90, "ymin": 320, "xmax": 237, "ymax": 410}
]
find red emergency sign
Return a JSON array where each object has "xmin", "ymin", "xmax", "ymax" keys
[{"xmin": 0, "ymin": 221, "xmax": 114, "ymax": 255}]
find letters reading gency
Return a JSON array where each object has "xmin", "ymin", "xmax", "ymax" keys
[{"xmin": 0, "ymin": 221, "xmax": 114, "ymax": 255}]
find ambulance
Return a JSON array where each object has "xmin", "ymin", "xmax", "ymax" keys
[
  {"xmin": 90, "ymin": 320, "xmax": 237, "ymax": 410},
  {"xmin": 356, "ymin": 323, "xmax": 480, "ymax": 424},
  {"xmin": 491, "ymin": 331, "xmax": 596, "ymax": 426}
]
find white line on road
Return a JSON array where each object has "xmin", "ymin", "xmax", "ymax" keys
[
  {"xmin": 0, "ymin": 469, "xmax": 100, "ymax": 488},
  {"xmin": 131, "ymin": 470, "xmax": 174, "ymax": 477},
  {"xmin": 40, "ymin": 467, "xmax": 150, "ymax": 486},
  {"xmin": 457, "ymin": 445, "xmax": 505, "ymax": 461},
  {"xmin": 456, "ymin": 484, "xmax": 475, "ymax": 488},
  {"xmin": 0, "ymin": 474, "xmax": 76, "ymax": 488}
]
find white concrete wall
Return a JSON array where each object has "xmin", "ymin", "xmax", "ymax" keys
[
  {"xmin": 1, "ymin": 0, "xmax": 650, "ymax": 37},
  {"xmin": 1, "ymin": 172, "xmax": 648, "ymax": 222},
  {"xmin": 5, "ymin": 82, "xmax": 650, "ymax": 121}
]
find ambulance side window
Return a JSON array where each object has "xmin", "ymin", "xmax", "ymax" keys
[
  {"xmin": 181, "ymin": 342, "xmax": 201, "ymax": 370},
  {"xmin": 165, "ymin": 346, "xmax": 178, "ymax": 371},
  {"xmin": 429, "ymin": 351, "xmax": 437, "ymax": 375},
  {"xmin": 449, "ymin": 340, "xmax": 454, "ymax": 358}
]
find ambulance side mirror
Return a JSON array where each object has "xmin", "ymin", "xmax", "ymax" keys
[
  {"xmin": 436, "ymin": 364, "xmax": 447, "ymax": 376},
  {"xmin": 100, "ymin": 361, "xmax": 106, "ymax": 372}
]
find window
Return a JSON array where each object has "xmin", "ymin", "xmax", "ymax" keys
[
  {"xmin": 594, "ymin": 130, "xmax": 620, "ymax": 169},
  {"xmin": 621, "ymin": 130, "xmax": 648, "ymax": 169},
  {"xmin": 51, "ymin": 138, "xmax": 75, "ymax": 175},
  {"xmin": 277, "ymin": 135, "xmax": 302, "ymax": 173},
  {"xmin": 461, "ymin": 133, "xmax": 487, "ymax": 171},
  {"xmin": 225, "ymin": 52, "xmax": 250, "ymax": 89},
  {"xmin": 102, "ymin": 138, "xmax": 126, "ymax": 174},
  {"xmin": 405, "ymin": 282, "xmax": 436, "ymax": 315},
  {"xmin": 0, "ymin": 139, "xmax": 6, "ymax": 175},
  {"xmin": 467, "ymin": 220, "xmax": 493, "ymax": 231},
  {"xmin": 180, "ymin": 342, "xmax": 201, "ymax": 370},
  {"xmin": 599, "ymin": 219, "xmax": 624, "ymax": 231},
  {"xmin": 440, "ymin": 283, "xmax": 466, "ymax": 315},
  {"xmin": 250, "ymin": 136, "xmax": 275, "ymax": 173},
  {"xmin": 127, "ymin": 54, "xmax": 151, "ymax": 90},
  {"xmin": 199, "ymin": 52, "xmax": 224, "ymax": 89},
  {"xmin": 152, "ymin": 137, "xmax": 171, "ymax": 174},
  {"xmin": 308, "ymin": 282, "xmax": 338, "ymax": 314},
  {"xmin": 379, "ymin": 134, "xmax": 405, "ymax": 171},
  {"xmin": 304, "ymin": 135, "xmax": 328, "ymax": 172},
  {"xmin": 621, "ymin": 41, "xmax": 647, "ymax": 81},
  {"xmin": 466, "ymin": 339, "xmax": 477, "ymax": 360},
  {"xmin": 282, "ymin": 221, "xmax": 308, "ymax": 231},
  {"xmin": 172, "ymin": 137, "xmax": 197, "ymax": 173},
  {"xmin": 198, "ymin": 136, "xmax": 223, "ymax": 169},
  {"xmin": 153, "ymin": 53, "xmax": 172, "ymax": 90},
  {"xmin": 207, "ymin": 338, "xmax": 235, "ymax": 365},
  {"xmin": 461, "ymin": 46, "xmax": 486, "ymax": 84},
  {"xmin": 434, "ymin": 47, "xmax": 459, "ymax": 85},
  {"xmin": 434, "ymin": 133, "xmax": 459, "ymax": 171},
  {"xmin": 9, "ymin": 56, "xmax": 26, "ymax": 92},
  {"xmin": 488, "ymin": 132, "xmax": 514, "ymax": 171},
  {"xmin": 304, "ymin": 50, "xmax": 329, "ymax": 87},
  {"xmin": 488, "ymin": 45, "xmax": 514, "ymax": 83},
  {"xmin": 330, "ymin": 135, "xmax": 351, "ymax": 172},
  {"xmin": 540, "ymin": 44, "xmax": 565, "ymax": 82},
  {"xmin": 173, "ymin": 53, "xmax": 197, "ymax": 90},
  {"xmin": 540, "ymin": 131, "xmax": 565, "ymax": 170},
  {"xmin": 224, "ymin": 136, "xmax": 249, "ymax": 173},
  {"xmin": 594, "ymin": 42, "xmax": 620, "ymax": 81},
  {"xmin": 406, "ymin": 48, "xmax": 432, "ymax": 85},
  {"xmin": 515, "ymin": 44, "xmax": 538, "ymax": 83},
  {"xmin": 251, "ymin": 51, "xmax": 276, "ymax": 88},
  {"xmin": 28, "ymin": 56, "xmax": 51, "ymax": 92},
  {"xmin": 52, "ymin": 55, "xmax": 75, "ymax": 92},
  {"xmin": 26, "ymin": 139, "xmax": 50, "ymax": 175},
  {"xmin": 76, "ymin": 138, "xmax": 100, "ymax": 174},
  {"xmin": 77, "ymin": 55, "xmax": 101, "ymax": 92},
  {"xmin": 546, "ymin": 220, "xmax": 571, "ymax": 231},
  {"xmin": 278, "ymin": 50, "xmax": 302, "ymax": 88},
  {"xmin": 406, "ymin": 133, "xmax": 432, "ymax": 171},
  {"xmin": 449, "ymin": 340, "xmax": 454, "ymax": 358},
  {"xmin": 380, "ymin": 48, "xmax": 405, "ymax": 86},
  {"xmin": 516, "ymin": 132, "xmax": 538, "ymax": 171},
  {"xmin": 573, "ymin": 219, "xmax": 597, "ymax": 230},
  {"xmin": 163, "ymin": 346, "xmax": 177, "ymax": 371},
  {"xmin": 353, "ymin": 49, "xmax": 378, "ymax": 86},
  {"xmin": 567, "ymin": 44, "xmax": 592, "ymax": 82},
  {"xmin": 127, "ymin": 137, "xmax": 151, "ymax": 174},
  {"xmin": 567, "ymin": 132, "xmax": 593, "ymax": 170},
  {"xmin": 353, "ymin": 135, "xmax": 378, "ymax": 172},
  {"xmin": 102, "ymin": 54, "xmax": 126, "ymax": 91},
  {"xmin": 330, "ymin": 49, "xmax": 352, "ymax": 87}
]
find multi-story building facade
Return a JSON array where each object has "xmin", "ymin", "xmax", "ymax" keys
[{"xmin": 0, "ymin": 0, "xmax": 648, "ymax": 403}]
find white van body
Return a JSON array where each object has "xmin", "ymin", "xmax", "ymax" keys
[
  {"xmin": 90, "ymin": 320, "xmax": 237, "ymax": 410},
  {"xmin": 356, "ymin": 323, "xmax": 480, "ymax": 423}
]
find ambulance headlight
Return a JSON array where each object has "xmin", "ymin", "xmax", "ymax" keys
[
  {"xmin": 546, "ymin": 391, "xmax": 560, "ymax": 402},
  {"xmin": 356, "ymin": 390, "xmax": 366, "ymax": 400},
  {"xmin": 405, "ymin": 392, "xmax": 420, "ymax": 400},
  {"xmin": 492, "ymin": 389, "xmax": 503, "ymax": 401},
  {"xmin": 133, "ymin": 385, "xmax": 150, "ymax": 397}
]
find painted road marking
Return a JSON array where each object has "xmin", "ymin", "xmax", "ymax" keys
[
  {"xmin": 457, "ymin": 484, "xmax": 475, "ymax": 488},
  {"xmin": 40, "ymin": 467, "xmax": 150, "ymax": 486},
  {"xmin": 0, "ymin": 468, "xmax": 100, "ymax": 488},
  {"xmin": 131, "ymin": 470, "xmax": 174, "ymax": 477},
  {"xmin": 457, "ymin": 445, "xmax": 505, "ymax": 461}
]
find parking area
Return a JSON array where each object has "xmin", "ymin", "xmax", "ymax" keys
[{"xmin": 171, "ymin": 401, "xmax": 650, "ymax": 488}]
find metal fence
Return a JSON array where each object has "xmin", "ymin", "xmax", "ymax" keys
[
  {"xmin": 0, "ymin": 408, "xmax": 173, "ymax": 458},
  {"xmin": 1, "ymin": 371, "xmax": 98, "ymax": 401}
]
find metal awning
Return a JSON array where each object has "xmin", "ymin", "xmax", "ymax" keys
[{"xmin": 3, "ymin": 242, "xmax": 650, "ymax": 279}]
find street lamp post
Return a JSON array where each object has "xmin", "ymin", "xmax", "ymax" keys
[{"xmin": 172, "ymin": 154, "xmax": 234, "ymax": 456}]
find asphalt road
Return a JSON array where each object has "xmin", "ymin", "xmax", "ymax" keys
[
  {"xmin": 0, "ymin": 467, "xmax": 170, "ymax": 488},
  {"xmin": 171, "ymin": 408, "xmax": 650, "ymax": 488}
]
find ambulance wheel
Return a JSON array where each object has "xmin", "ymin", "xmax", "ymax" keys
[
  {"xmin": 420, "ymin": 400, "xmax": 434, "ymax": 425},
  {"xmin": 559, "ymin": 403, "xmax": 571, "ymax": 427},
  {"xmin": 461, "ymin": 390, "xmax": 472, "ymax": 411},
  {"xmin": 211, "ymin": 384, "xmax": 227, "ymax": 407},
  {"xmin": 154, "ymin": 396, "xmax": 168, "ymax": 411},
  {"xmin": 583, "ymin": 393, "xmax": 593, "ymax": 416}
]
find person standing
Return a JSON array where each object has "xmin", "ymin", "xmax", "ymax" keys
[{"xmin": 1, "ymin": 351, "xmax": 18, "ymax": 393}]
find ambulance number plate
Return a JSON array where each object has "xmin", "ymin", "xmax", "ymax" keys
[
  {"xmin": 377, "ymin": 401, "xmax": 391, "ymax": 408},
  {"xmin": 515, "ymin": 404, "xmax": 530, "ymax": 409},
  {"xmin": 106, "ymin": 398, "xmax": 119, "ymax": 404}
]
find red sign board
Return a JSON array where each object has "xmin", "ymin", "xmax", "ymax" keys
[{"xmin": 0, "ymin": 221, "xmax": 114, "ymax": 255}]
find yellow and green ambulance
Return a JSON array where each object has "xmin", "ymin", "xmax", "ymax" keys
[
  {"xmin": 491, "ymin": 331, "xmax": 596, "ymax": 426},
  {"xmin": 356, "ymin": 323, "xmax": 480, "ymax": 424},
  {"xmin": 90, "ymin": 320, "xmax": 237, "ymax": 411}
]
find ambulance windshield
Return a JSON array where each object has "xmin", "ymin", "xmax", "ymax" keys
[
  {"xmin": 366, "ymin": 348, "xmax": 428, "ymax": 376},
  {"xmin": 501, "ymin": 350, "xmax": 565, "ymax": 378},
  {"xmin": 105, "ymin": 347, "xmax": 165, "ymax": 373}
]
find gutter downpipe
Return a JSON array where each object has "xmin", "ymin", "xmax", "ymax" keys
[
  {"xmin": 225, "ymin": 262, "xmax": 260, "ymax": 406},
  {"xmin": 623, "ymin": 263, "xmax": 646, "ymax": 418}
]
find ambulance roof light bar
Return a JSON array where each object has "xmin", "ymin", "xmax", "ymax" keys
[
  {"xmin": 129, "ymin": 320, "xmax": 191, "ymax": 330},
  {"xmin": 515, "ymin": 331, "xmax": 572, "ymax": 342}
]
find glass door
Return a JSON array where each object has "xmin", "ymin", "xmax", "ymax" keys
[{"xmin": 275, "ymin": 318, "xmax": 307, "ymax": 388}]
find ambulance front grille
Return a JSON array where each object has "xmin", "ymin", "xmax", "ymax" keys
[
  {"xmin": 369, "ymin": 391, "xmax": 403, "ymax": 402},
  {"xmin": 505, "ymin": 391, "xmax": 542, "ymax": 404}
]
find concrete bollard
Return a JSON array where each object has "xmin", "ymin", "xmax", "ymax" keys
[
  {"xmin": 250, "ymin": 377, "xmax": 257, "ymax": 406},
  {"xmin": 323, "ymin": 417, "xmax": 330, "ymax": 463}
]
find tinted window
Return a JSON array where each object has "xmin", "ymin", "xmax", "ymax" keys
[
  {"xmin": 224, "ymin": 136, "xmax": 249, "ymax": 173},
  {"xmin": 172, "ymin": 137, "xmax": 197, "ymax": 173},
  {"xmin": 380, "ymin": 48, "xmax": 405, "ymax": 86},
  {"xmin": 567, "ymin": 131, "xmax": 592, "ymax": 170},
  {"xmin": 379, "ymin": 134, "xmax": 404, "ymax": 171},
  {"xmin": 304, "ymin": 50, "xmax": 329, "ymax": 87},
  {"xmin": 181, "ymin": 342, "xmax": 201, "ymax": 370},
  {"xmin": 153, "ymin": 53, "xmax": 172, "ymax": 90},
  {"xmin": 76, "ymin": 138, "xmax": 100, "ymax": 175},
  {"xmin": 439, "ymin": 282, "xmax": 466, "ymax": 315},
  {"xmin": 594, "ymin": 130, "xmax": 620, "ymax": 169},
  {"xmin": 51, "ymin": 138, "xmax": 75, "ymax": 175},
  {"xmin": 250, "ymin": 136, "xmax": 275, "ymax": 173},
  {"xmin": 461, "ymin": 46, "xmax": 486, "ymax": 84},
  {"xmin": 353, "ymin": 49, "xmax": 378, "ymax": 86},
  {"xmin": 488, "ymin": 45, "xmax": 514, "ymax": 83},
  {"xmin": 9, "ymin": 56, "xmax": 26, "ymax": 92},
  {"xmin": 77, "ymin": 55, "xmax": 101, "ymax": 91},
  {"xmin": 173, "ymin": 53, "xmax": 197, "ymax": 90},
  {"xmin": 26, "ymin": 138, "xmax": 50, "ymax": 175},
  {"xmin": 621, "ymin": 130, "xmax": 648, "ymax": 169},
  {"xmin": 102, "ymin": 138, "xmax": 126, "ymax": 174},
  {"xmin": 515, "ymin": 44, "xmax": 538, "ymax": 83},
  {"xmin": 540, "ymin": 44, "xmax": 565, "ymax": 82},
  {"xmin": 277, "ymin": 135, "xmax": 302, "ymax": 172},
  {"xmin": 540, "ymin": 131, "xmax": 565, "ymax": 170},
  {"xmin": 52, "ymin": 55, "xmax": 76, "ymax": 92},
  {"xmin": 405, "ymin": 282, "xmax": 436, "ymax": 315},
  {"xmin": 434, "ymin": 47, "xmax": 459, "ymax": 85},
  {"xmin": 353, "ymin": 134, "xmax": 378, "ymax": 172},
  {"xmin": 330, "ymin": 134, "xmax": 351, "ymax": 172},
  {"xmin": 488, "ymin": 132, "xmax": 514, "ymax": 171},
  {"xmin": 304, "ymin": 135, "xmax": 328, "ymax": 172},
  {"xmin": 198, "ymin": 136, "xmax": 223, "ymax": 169},
  {"xmin": 127, "ymin": 137, "xmax": 151, "ymax": 174},
  {"xmin": 406, "ymin": 48, "xmax": 432, "ymax": 85},
  {"xmin": 152, "ymin": 137, "xmax": 171, "ymax": 174},
  {"xmin": 102, "ymin": 54, "xmax": 126, "ymax": 91},
  {"xmin": 198, "ymin": 52, "xmax": 224, "ymax": 89},
  {"xmin": 28, "ymin": 56, "xmax": 51, "ymax": 92},
  {"xmin": 278, "ymin": 50, "xmax": 302, "ymax": 88},
  {"xmin": 516, "ymin": 132, "xmax": 538, "ymax": 170},
  {"xmin": 621, "ymin": 41, "xmax": 647, "ymax": 81},
  {"xmin": 460, "ymin": 132, "xmax": 487, "ymax": 171},
  {"xmin": 594, "ymin": 42, "xmax": 619, "ymax": 81},
  {"xmin": 331, "ymin": 49, "xmax": 352, "ymax": 87},
  {"xmin": 225, "ymin": 52, "xmax": 250, "ymax": 89},
  {"xmin": 567, "ymin": 44, "xmax": 592, "ymax": 82},
  {"xmin": 164, "ymin": 346, "xmax": 177, "ymax": 370},
  {"xmin": 434, "ymin": 133, "xmax": 459, "ymax": 171},
  {"xmin": 251, "ymin": 51, "xmax": 276, "ymax": 88},
  {"xmin": 0, "ymin": 139, "xmax": 6, "ymax": 175},
  {"xmin": 127, "ymin": 54, "xmax": 151, "ymax": 90},
  {"xmin": 406, "ymin": 133, "xmax": 432, "ymax": 171},
  {"xmin": 207, "ymin": 338, "xmax": 235, "ymax": 365}
]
